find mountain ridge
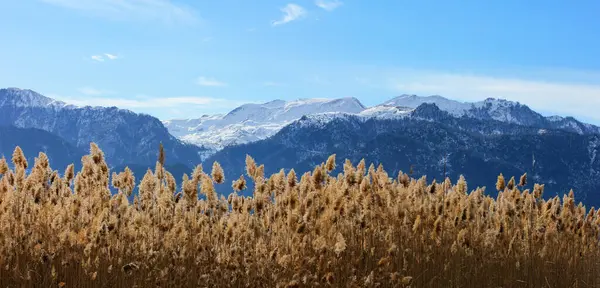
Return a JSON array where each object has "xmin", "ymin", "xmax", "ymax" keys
[
  {"xmin": 206, "ymin": 108, "xmax": 600, "ymax": 206},
  {"xmin": 163, "ymin": 97, "xmax": 367, "ymax": 152},
  {"xmin": 0, "ymin": 88, "xmax": 204, "ymax": 168},
  {"xmin": 166, "ymin": 94, "xmax": 600, "ymax": 155}
]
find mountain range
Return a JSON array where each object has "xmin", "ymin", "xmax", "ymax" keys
[
  {"xmin": 205, "ymin": 104, "xmax": 600, "ymax": 206},
  {"xmin": 164, "ymin": 94, "xmax": 600, "ymax": 156},
  {"xmin": 1, "ymin": 87, "xmax": 599, "ymax": 206}
]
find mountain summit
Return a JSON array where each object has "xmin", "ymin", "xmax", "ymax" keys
[{"xmin": 0, "ymin": 88, "xmax": 71, "ymax": 108}]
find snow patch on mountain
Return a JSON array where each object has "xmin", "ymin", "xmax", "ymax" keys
[
  {"xmin": 547, "ymin": 115, "xmax": 565, "ymax": 122},
  {"xmin": 359, "ymin": 105, "xmax": 413, "ymax": 119},
  {"xmin": 472, "ymin": 98, "xmax": 520, "ymax": 123}
]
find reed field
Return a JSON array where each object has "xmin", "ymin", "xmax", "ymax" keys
[{"xmin": 0, "ymin": 143, "xmax": 599, "ymax": 287}]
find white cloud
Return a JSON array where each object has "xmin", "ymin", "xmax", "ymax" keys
[
  {"xmin": 104, "ymin": 53, "xmax": 118, "ymax": 60},
  {"xmin": 388, "ymin": 71, "xmax": 600, "ymax": 122},
  {"xmin": 272, "ymin": 4, "xmax": 307, "ymax": 26},
  {"xmin": 196, "ymin": 76, "xmax": 227, "ymax": 87},
  {"xmin": 40, "ymin": 0, "xmax": 197, "ymax": 24},
  {"xmin": 90, "ymin": 53, "xmax": 118, "ymax": 62},
  {"xmin": 91, "ymin": 55, "xmax": 105, "ymax": 62},
  {"xmin": 315, "ymin": 0, "xmax": 343, "ymax": 11}
]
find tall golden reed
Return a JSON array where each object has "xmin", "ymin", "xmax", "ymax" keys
[{"xmin": 0, "ymin": 143, "xmax": 599, "ymax": 287}]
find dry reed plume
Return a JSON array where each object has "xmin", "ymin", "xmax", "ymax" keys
[{"xmin": 0, "ymin": 143, "xmax": 599, "ymax": 287}]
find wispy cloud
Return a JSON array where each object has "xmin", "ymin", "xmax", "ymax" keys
[
  {"xmin": 388, "ymin": 70, "xmax": 600, "ymax": 122},
  {"xmin": 91, "ymin": 53, "xmax": 119, "ymax": 62},
  {"xmin": 196, "ymin": 76, "xmax": 227, "ymax": 87},
  {"xmin": 315, "ymin": 0, "xmax": 343, "ymax": 11},
  {"xmin": 104, "ymin": 53, "xmax": 118, "ymax": 60},
  {"xmin": 40, "ymin": 0, "xmax": 198, "ymax": 24},
  {"xmin": 91, "ymin": 55, "xmax": 105, "ymax": 62},
  {"xmin": 78, "ymin": 87, "xmax": 114, "ymax": 96},
  {"xmin": 272, "ymin": 3, "xmax": 307, "ymax": 26}
]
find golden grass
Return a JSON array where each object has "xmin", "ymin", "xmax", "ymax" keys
[{"xmin": 0, "ymin": 143, "xmax": 599, "ymax": 287}]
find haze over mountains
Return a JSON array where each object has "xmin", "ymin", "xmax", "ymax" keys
[{"xmin": 1, "ymin": 87, "xmax": 599, "ymax": 205}]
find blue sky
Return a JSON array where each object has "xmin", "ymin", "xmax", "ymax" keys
[{"xmin": 1, "ymin": 0, "xmax": 600, "ymax": 123}]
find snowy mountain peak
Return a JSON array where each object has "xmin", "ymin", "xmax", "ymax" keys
[
  {"xmin": 359, "ymin": 105, "xmax": 412, "ymax": 119},
  {"xmin": 163, "ymin": 97, "xmax": 367, "ymax": 151},
  {"xmin": 0, "ymin": 88, "xmax": 68, "ymax": 108}
]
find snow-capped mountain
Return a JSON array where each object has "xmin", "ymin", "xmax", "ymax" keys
[
  {"xmin": 163, "ymin": 97, "xmax": 366, "ymax": 151},
  {"xmin": 166, "ymin": 94, "xmax": 600, "ymax": 154},
  {"xmin": 0, "ymin": 87, "xmax": 74, "ymax": 109},
  {"xmin": 385, "ymin": 94, "xmax": 600, "ymax": 134},
  {"xmin": 0, "ymin": 88, "xmax": 204, "ymax": 167},
  {"xmin": 3, "ymin": 87, "xmax": 600, "ymax": 205}
]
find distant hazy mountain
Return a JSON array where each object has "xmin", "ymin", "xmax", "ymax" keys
[
  {"xmin": 206, "ymin": 103, "xmax": 600, "ymax": 206},
  {"xmin": 0, "ymin": 88, "xmax": 204, "ymax": 167},
  {"xmin": 167, "ymin": 94, "xmax": 600, "ymax": 156}
]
